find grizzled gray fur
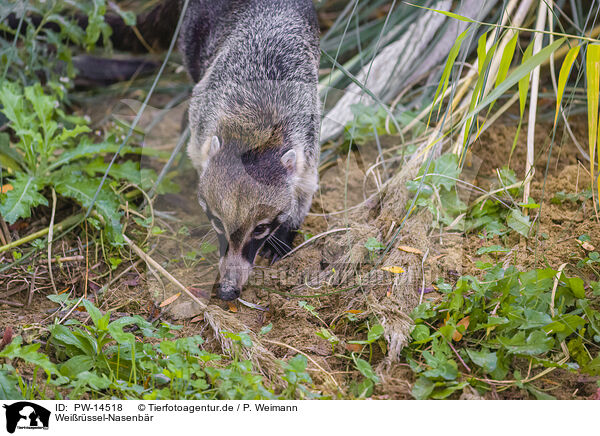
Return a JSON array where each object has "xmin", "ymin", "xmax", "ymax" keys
[{"xmin": 178, "ymin": 0, "xmax": 321, "ymax": 300}]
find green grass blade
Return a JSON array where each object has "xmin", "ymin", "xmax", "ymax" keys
[
  {"xmin": 477, "ymin": 32, "xmax": 488, "ymax": 75},
  {"xmin": 554, "ymin": 45, "xmax": 580, "ymax": 127},
  {"xmin": 586, "ymin": 44, "xmax": 600, "ymax": 181},
  {"xmin": 459, "ymin": 38, "xmax": 565, "ymax": 137},
  {"xmin": 464, "ymin": 39, "xmax": 498, "ymax": 146},
  {"xmin": 518, "ymin": 42, "xmax": 534, "ymax": 117},
  {"xmin": 495, "ymin": 32, "xmax": 519, "ymax": 88},
  {"xmin": 427, "ymin": 28, "xmax": 470, "ymax": 126},
  {"xmin": 404, "ymin": 3, "xmax": 476, "ymax": 23}
]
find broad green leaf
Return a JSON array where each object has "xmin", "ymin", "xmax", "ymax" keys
[
  {"xmin": 477, "ymin": 245, "xmax": 510, "ymax": 254},
  {"xmin": 83, "ymin": 158, "xmax": 157, "ymax": 191},
  {"xmin": 543, "ymin": 314, "xmax": 586, "ymax": 342},
  {"xmin": 432, "ymin": 153, "xmax": 461, "ymax": 190},
  {"xmin": 52, "ymin": 171, "xmax": 123, "ymax": 244},
  {"xmin": 0, "ymin": 337, "xmax": 57, "ymax": 374},
  {"xmin": 497, "ymin": 330, "xmax": 554, "ymax": 356},
  {"xmin": 367, "ymin": 324, "xmax": 384, "ymax": 343},
  {"xmin": 430, "ymin": 381, "xmax": 468, "ymax": 399},
  {"xmin": 364, "ymin": 237, "xmax": 385, "ymax": 251},
  {"xmin": 353, "ymin": 357, "xmax": 380, "ymax": 383},
  {"xmin": 59, "ymin": 355, "xmax": 94, "ymax": 378},
  {"xmin": 50, "ymin": 325, "xmax": 96, "ymax": 357},
  {"xmin": 411, "ymin": 324, "xmax": 431, "ymax": 342},
  {"xmin": 554, "ymin": 45, "xmax": 580, "ymax": 127},
  {"xmin": 422, "ymin": 350, "xmax": 458, "ymax": 380},
  {"xmin": 159, "ymin": 340, "xmax": 178, "ymax": 355},
  {"xmin": 0, "ymin": 173, "xmax": 48, "ymax": 224},
  {"xmin": 411, "ymin": 376, "xmax": 434, "ymax": 400},
  {"xmin": 519, "ymin": 309, "xmax": 552, "ymax": 330},
  {"xmin": 0, "ymin": 369, "xmax": 22, "ymax": 400},
  {"xmin": 82, "ymin": 299, "xmax": 104, "ymax": 328},
  {"xmin": 466, "ymin": 349, "xmax": 497, "ymax": 372},
  {"xmin": 507, "ymin": 208, "xmax": 531, "ymax": 237},
  {"xmin": 75, "ymin": 371, "xmax": 112, "ymax": 391},
  {"xmin": 567, "ymin": 276, "xmax": 585, "ymax": 299},
  {"xmin": 259, "ymin": 323, "xmax": 273, "ymax": 336},
  {"xmin": 107, "ymin": 322, "xmax": 136, "ymax": 345},
  {"xmin": 527, "ymin": 384, "xmax": 556, "ymax": 400}
]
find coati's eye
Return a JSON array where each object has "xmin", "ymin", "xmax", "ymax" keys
[{"xmin": 252, "ymin": 223, "xmax": 270, "ymax": 239}]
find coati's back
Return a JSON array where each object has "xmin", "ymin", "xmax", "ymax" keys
[{"xmin": 180, "ymin": 0, "xmax": 321, "ymax": 300}]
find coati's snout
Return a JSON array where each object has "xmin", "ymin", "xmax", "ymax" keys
[{"xmin": 215, "ymin": 253, "xmax": 253, "ymax": 301}]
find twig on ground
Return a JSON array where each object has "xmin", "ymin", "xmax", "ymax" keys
[
  {"xmin": 523, "ymin": 1, "xmax": 548, "ymax": 214},
  {"xmin": 0, "ymin": 214, "xmax": 83, "ymax": 254},
  {"xmin": 0, "ymin": 299, "xmax": 24, "ymax": 307},
  {"xmin": 281, "ymin": 227, "xmax": 350, "ymax": 260},
  {"xmin": 123, "ymin": 234, "xmax": 207, "ymax": 309},
  {"xmin": 0, "ymin": 217, "xmax": 7, "ymax": 246},
  {"xmin": 27, "ymin": 266, "xmax": 39, "ymax": 307},
  {"xmin": 48, "ymin": 189, "xmax": 58, "ymax": 294}
]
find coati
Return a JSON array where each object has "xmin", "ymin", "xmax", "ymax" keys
[
  {"xmin": 4, "ymin": 0, "xmax": 321, "ymax": 301},
  {"xmin": 180, "ymin": 0, "xmax": 321, "ymax": 300}
]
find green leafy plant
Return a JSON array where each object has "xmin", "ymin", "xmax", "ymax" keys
[
  {"xmin": 408, "ymin": 154, "xmax": 533, "ymax": 239},
  {"xmin": 0, "ymin": 299, "xmax": 319, "ymax": 399},
  {"xmin": 0, "ymin": 82, "xmax": 158, "ymax": 244},
  {"xmin": 0, "ymin": 0, "xmax": 122, "ymax": 86},
  {"xmin": 404, "ymin": 263, "xmax": 600, "ymax": 399}
]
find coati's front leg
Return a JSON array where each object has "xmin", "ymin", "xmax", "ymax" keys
[
  {"xmin": 261, "ymin": 224, "xmax": 298, "ymax": 263},
  {"xmin": 260, "ymin": 188, "xmax": 314, "ymax": 263}
]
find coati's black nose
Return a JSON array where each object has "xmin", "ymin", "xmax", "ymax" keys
[{"xmin": 217, "ymin": 283, "xmax": 240, "ymax": 301}]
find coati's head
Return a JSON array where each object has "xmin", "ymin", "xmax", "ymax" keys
[{"xmin": 192, "ymin": 131, "xmax": 301, "ymax": 301}]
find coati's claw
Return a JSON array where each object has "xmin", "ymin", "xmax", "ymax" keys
[
  {"xmin": 261, "ymin": 226, "xmax": 297, "ymax": 264},
  {"xmin": 269, "ymin": 252, "xmax": 280, "ymax": 266}
]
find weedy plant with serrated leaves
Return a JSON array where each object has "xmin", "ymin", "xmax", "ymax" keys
[{"xmin": 0, "ymin": 82, "xmax": 158, "ymax": 245}]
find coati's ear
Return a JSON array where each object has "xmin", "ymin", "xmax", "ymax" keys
[
  {"xmin": 209, "ymin": 136, "xmax": 221, "ymax": 158},
  {"xmin": 281, "ymin": 149, "xmax": 297, "ymax": 173}
]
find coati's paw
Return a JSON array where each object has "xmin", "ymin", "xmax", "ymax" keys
[
  {"xmin": 259, "ymin": 244, "xmax": 279, "ymax": 264},
  {"xmin": 261, "ymin": 226, "xmax": 297, "ymax": 264}
]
